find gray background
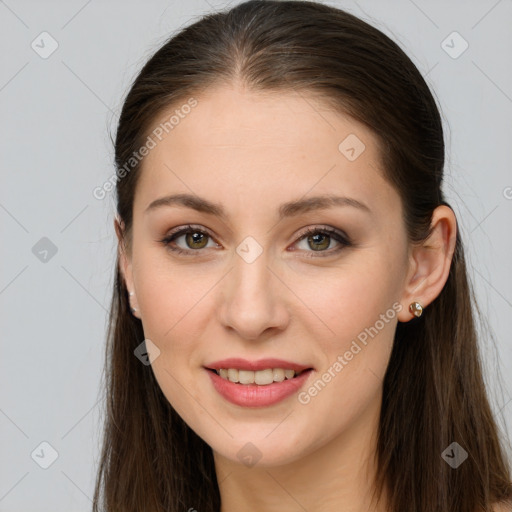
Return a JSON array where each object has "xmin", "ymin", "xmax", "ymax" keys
[{"xmin": 1, "ymin": 0, "xmax": 511, "ymax": 510}]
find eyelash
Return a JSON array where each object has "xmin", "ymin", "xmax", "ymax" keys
[{"xmin": 159, "ymin": 224, "xmax": 352, "ymax": 258}]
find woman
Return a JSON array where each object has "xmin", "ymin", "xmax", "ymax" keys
[{"xmin": 93, "ymin": 1, "xmax": 512, "ymax": 511}]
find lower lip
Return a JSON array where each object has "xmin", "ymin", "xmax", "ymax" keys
[{"xmin": 205, "ymin": 368, "xmax": 313, "ymax": 408}]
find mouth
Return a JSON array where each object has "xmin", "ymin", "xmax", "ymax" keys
[
  {"xmin": 204, "ymin": 364, "xmax": 315, "ymax": 408},
  {"xmin": 205, "ymin": 367, "xmax": 313, "ymax": 385},
  {"xmin": 204, "ymin": 357, "xmax": 314, "ymax": 385}
]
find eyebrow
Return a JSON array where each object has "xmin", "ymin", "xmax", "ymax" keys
[{"xmin": 144, "ymin": 193, "xmax": 371, "ymax": 220}]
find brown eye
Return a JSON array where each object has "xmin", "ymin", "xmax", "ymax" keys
[
  {"xmin": 293, "ymin": 226, "xmax": 352, "ymax": 257},
  {"xmin": 183, "ymin": 231, "xmax": 209, "ymax": 249},
  {"xmin": 160, "ymin": 225, "xmax": 218, "ymax": 256},
  {"xmin": 305, "ymin": 232, "xmax": 331, "ymax": 251}
]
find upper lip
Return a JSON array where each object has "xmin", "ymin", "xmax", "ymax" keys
[{"xmin": 204, "ymin": 358, "xmax": 313, "ymax": 372}]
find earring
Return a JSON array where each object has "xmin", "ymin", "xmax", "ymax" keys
[
  {"xmin": 409, "ymin": 301, "xmax": 423, "ymax": 318},
  {"xmin": 128, "ymin": 291, "xmax": 137, "ymax": 313}
]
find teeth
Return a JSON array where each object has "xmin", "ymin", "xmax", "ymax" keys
[
  {"xmin": 215, "ymin": 368, "xmax": 303, "ymax": 385},
  {"xmin": 226, "ymin": 368, "xmax": 238, "ymax": 382}
]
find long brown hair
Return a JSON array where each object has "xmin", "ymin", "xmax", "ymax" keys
[{"xmin": 92, "ymin": 1, "xmax": 512, "ymax": 510}]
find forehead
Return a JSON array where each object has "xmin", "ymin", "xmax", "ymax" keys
[
  {"xmin": 148, "ymin": 85, "xmax": 372, "ymax": 152},
  {"xmin": 134, "ymin": 84, "xmax": 398, "ymax": 220}
]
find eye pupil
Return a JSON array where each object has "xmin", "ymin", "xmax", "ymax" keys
[
  {"xmin": 308, "ymin": 233, "xmax": 330, "ymax": 251},
  {"xmin": 186, "ymin": 232, "xmax": 208, "ymax": 249}
]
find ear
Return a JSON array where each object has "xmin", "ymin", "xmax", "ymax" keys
[
  {"xmin": 397, "ymin": 205, "xmax": 457, "ymax": 322},
  {"xmin": 114, "ymin": 216, "xmax": 140, "ymax": 318}
]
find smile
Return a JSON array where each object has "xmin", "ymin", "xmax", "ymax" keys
[
  {"xmin": 205, "ymin": 366, "xmax": 314, "ymax": 408},
  {"xmin": 212, "ymin": 367, "xmax": 307, "ymax": 385}
]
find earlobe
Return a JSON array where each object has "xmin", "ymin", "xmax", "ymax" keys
[
  {"xmin": 114, "ymin": 217, "xmax": 140, "ymax": 318},
  {"xmin": 397, "ymin": 205, "xmax": 457, "ymax": 322},
  {"xmin": 128, "ymin": 291, "xmax": 140, "ymax": 317}
]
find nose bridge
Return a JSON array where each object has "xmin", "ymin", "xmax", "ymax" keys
[
  {"xmin": 231, "ymin": 238, "xmax": 275, "ymax": 311},
  {"xmin": 218, "ymin": 235, "xmax": 288, "ymax": 339}
]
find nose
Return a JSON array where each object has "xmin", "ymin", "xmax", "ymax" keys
[{"xmin": 216, "ymin": 249, "xmax": 290, "ymax": 341}]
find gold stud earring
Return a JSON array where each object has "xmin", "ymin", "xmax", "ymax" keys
[{"xmin": 409, "ymin": 301, "xmax": 423, "ymax": 318}]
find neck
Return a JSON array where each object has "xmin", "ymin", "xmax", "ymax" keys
[{"xmin": 213, "ymin": 390, "xmax": 388, "ymax": 512}]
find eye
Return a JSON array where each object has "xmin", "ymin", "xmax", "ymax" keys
[
  {"xmin": 291, "ymin": 226, "xmax": 352, "ymax": 258},
  {"xmin": 159, "ymin": 224, "xmax": 351, "ymax": 257},
  {"xmin": 159, "ymin": 224, "xmax": 219, "ymax": 256}
]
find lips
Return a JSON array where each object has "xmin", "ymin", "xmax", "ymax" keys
[
  {"xmin": 205, "ymin": 366, "xmax": 314, "ymax": 407},
  {"xmin": 204, "ymin": 357, "xmax": 313, "ymax": 372}
]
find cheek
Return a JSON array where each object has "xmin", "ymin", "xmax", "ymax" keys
[
  {"xmin": 133, "ymin": 251, "xmax": 215, "ymax": 341},
  {"xmin": 133, "ymin": 260, "xmax": 211, "ymax": 419},
  {"xmin": 290, "ymin": 259, "xmax": 400, "ymax": 340},
  {"xmin": 294, "ymin": 265, "xmax": 399, "ymax": 437},
  {"xmin": 132, "ymin": 257, "xmax": 227, "ymax": 417},
  {"xmin": 288, "ymin": 252, "xmax": 402, "ymax": 393}
]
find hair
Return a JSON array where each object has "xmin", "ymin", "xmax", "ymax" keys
[{"xmin": 92, "ymin": 1, "xmax": 512, "ymax": 511}]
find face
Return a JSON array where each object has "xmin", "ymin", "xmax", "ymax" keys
[{"xmin": 119, "ymin": 83, "xmax": 412, "ymax": 468}]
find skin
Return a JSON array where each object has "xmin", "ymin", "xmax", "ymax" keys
[{"xmin": 116, "ymin": 82, "xmax": 457, "ymax": 512}]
